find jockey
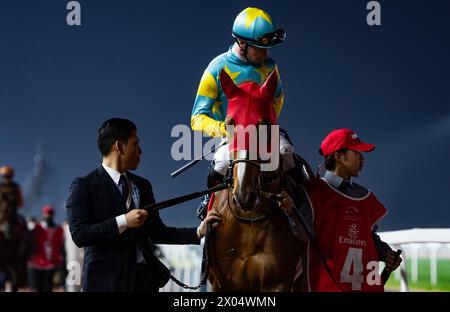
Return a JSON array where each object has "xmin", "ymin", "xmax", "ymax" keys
[
  {"xmin": 192, "ymin": 7, "xmax": 303, "ymax": 219},
  {"xmin": 0, "ymin": 165, "xmax": 24, "ymax": 239}
]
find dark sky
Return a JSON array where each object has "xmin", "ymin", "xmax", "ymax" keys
[{"xmin": 0, "ymin": 0, "xmax": 449, "ymax": 230}]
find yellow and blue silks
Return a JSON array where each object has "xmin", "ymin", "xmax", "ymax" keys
[{"xmin": 191, "ymin": 46, "xmax": 284, "ymax": 137}]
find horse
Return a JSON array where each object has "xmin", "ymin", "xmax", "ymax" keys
[
  {"xmin": 0, "ymin": 192, "xmax": 30, "ymax": 291},
  {"xmin": 206, "ymin": 69, "xmax": 308, "ymax": 291}
]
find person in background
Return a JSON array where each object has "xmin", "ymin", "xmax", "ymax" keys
[
  {"xmin": 0, "ymin": 165, "xmax": 24, "ymax": 239},
  {"xmin": 27, "ymin": 205, "xmax": 65, "ymax": 292}
]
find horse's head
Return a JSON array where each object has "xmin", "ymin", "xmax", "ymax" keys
[
  {"xmin": 220, "ymin": 69, "xmax": 281, "ymax": 212},
  {"xmin": 230, "ymin": 151, "xmax": 282, "ymax": 212}
]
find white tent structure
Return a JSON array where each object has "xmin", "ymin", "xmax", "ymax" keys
[{"xmin": 379, "ymin": 228, "xmax": 450, "ymax": 292}]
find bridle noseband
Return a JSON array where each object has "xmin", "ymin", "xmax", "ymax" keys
[{"xmin": 225, "ymin": 158, "xmax": 282, "ymax": 223}]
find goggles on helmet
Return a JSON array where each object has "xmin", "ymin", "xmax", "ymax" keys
[{"xmin": 233, "ymin": 28, "xmax": 286, "ymax": 48}]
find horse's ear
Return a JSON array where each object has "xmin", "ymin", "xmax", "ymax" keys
[
  {"xmin": 260, "ymin": 68, "xmax": 278, "ymax": 100},
  {"xmin": 220, "ymin": 69, "xmax": 240, "ymax": 99}
]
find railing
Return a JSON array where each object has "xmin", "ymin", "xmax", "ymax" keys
[
  {"xmin": 378, "ymin": 228, "xmax": 450, "ymax": 292},
  {"xmin": 158, "ymin": 229, "xmax": 450, "ymax": 292},
  {"xmin": 158, "ymin": 243, "xmax": 208, "ymax": 292}
]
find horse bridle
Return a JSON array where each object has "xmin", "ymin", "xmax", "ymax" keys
[
  {"xmin": 219, "ymin": 158, "xmax": 349, "ymax": 291},
  {"xmin": 225, "ymin": 158, "xmax": 282, "ymax": 223}
]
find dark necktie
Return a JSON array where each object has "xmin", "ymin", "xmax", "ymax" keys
[
  {"xmin": 338, "ymin": 180, "xmax": 351, "ymax": 194},
  {"xmin": 118, "ymin": 174, "xmax": 129, "ymax": 201}
]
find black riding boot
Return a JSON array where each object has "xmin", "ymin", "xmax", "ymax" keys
[
  {"xmin": 196, "ymin": 166, "xmax": 225, "ymax": 220},
  {"xmin": 285, "ymin": 153, "xmax": 314, "ymax": 185},
  {"xmin": 283, "ymin": 154, "xmax": 314, "ymax": 240}
]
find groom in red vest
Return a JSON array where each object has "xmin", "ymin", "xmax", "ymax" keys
[{"xmin": 304, "ymin": 129, "xmax": 402, "ymax": 291}]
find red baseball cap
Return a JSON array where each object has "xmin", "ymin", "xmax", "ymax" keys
[
  {"xmin": 319, "ymin": 128, "xmax": 376, "ymax": 157},
  {"xmin": 42, "ymin": 205, "xmax": 55, "ymax": 215}
]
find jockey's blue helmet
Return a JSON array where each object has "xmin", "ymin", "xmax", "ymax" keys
[{"xmin": 232, "ymin": 7, "xmax": 286, "ymax": 48}]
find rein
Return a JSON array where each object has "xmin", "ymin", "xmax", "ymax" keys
[
  {"xmin": 226, "ymin": 158, "xmax": 348, "ymax": 292},
  {"xmin": 160, "ymin": 158, "xmax": 345, "ymax": 291}
]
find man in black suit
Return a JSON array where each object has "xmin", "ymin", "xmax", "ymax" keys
[{"xmin": 66, "ymin": 118, "xmax": 220, "ymax": 292}]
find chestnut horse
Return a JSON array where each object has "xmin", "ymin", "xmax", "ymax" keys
[{"xmin": 207, "ymin": 70, "xmax": 307, "ymax": 291}]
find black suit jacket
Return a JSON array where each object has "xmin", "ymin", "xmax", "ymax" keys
[{"xmin": 66, "ymin": 165, "xmax": 200, "ymax": 292}]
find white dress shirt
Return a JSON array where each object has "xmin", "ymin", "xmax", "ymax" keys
[
  {"xmin": 102, "ymin": 163, "xmax": 146, "ymax": 263},
  {"xmin": 102, "ymin": 163, "xmax": 129, "ymax": 234}
]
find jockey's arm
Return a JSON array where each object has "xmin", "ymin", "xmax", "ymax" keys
[
  {"xmin": 191, "ymin": 64, "xmax": 284, "ymax": 137},
  {"xmin": 191, "ymin": 114, "xmax": 227, "ymax": 138},
  {"xmin": 191, "ymin": 68, "xmax": 227, "ymax": 138},
  {"xmin": 273, "ymin": 65, "xmax": 285, "ymax": 117}
]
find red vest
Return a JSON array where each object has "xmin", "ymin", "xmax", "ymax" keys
[
  {"xmin": 306, "ymin": 178, "xmax": 387, "ymax": 292},
  {"xmin": 28, "ymin": 223, "xmax": 64, "ymax": 270}
]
